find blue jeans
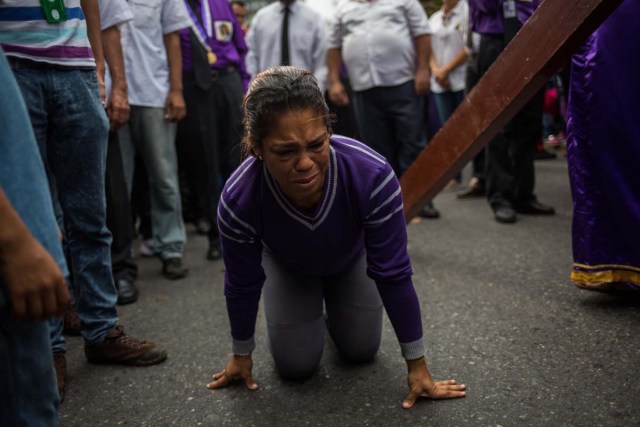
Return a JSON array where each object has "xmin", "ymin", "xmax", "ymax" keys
[
  {"xmin": 119, "ymin": 106, "xmax": 186, "ymax": 260},
  {"xmin": 0, "ymin": 52, "xmax": 61, "ymax": 427},
  {"xmin": 433, "ymin": 90, "xmax": 464, "ymax": 126},
  {"xmin": 12, "ymin": 64, "xmax": 118, "ymax": 351},
  {"xmin": 352, "ymin": 81, "xmax": 426, "ymax": 176}
]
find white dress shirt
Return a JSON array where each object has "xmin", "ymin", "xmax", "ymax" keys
[
  {"xmin": 429, "ymin": 0, "xmax": 469, "ymax": 93},
  {"xmin": 122, "ymin": 0, "xmax": 191, "ymax": 108},
  {"xmin": 329, "ymin": 0, "xmax": 431, "ymax": 92},
  {"xmin": 305, "ymin": 0, "xmax": 339, "ymax": 30},
  {"xmin": 99, "ymin": 0, "xmax": 132, "ymax": 31},
  {"xmin": 246, "ymin": 1, "xmax": 328, "ymax": 91},
  {"xmin": 99, "ymin": 0, "xmax": 133, "ymax": 99}
]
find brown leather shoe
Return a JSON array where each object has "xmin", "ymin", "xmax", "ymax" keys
[
  {"xmin": 84, "ymin": 325, "xmax": 167, "ymax": 366},
  {"xmin": 63, "ymin": 308, "xmax": 81, "ymax": 336},
  {"xmin": 53, "ymin": 352, "xmax": 66, "ymax": 403}
]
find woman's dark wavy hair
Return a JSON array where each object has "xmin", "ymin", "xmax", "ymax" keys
[{"xmin": 241, "ymin": 66, "xmax": 336, "ymax": 158}]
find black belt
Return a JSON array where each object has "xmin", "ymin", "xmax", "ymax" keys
[
  {"xmin": 183, "ymin": 65, "xmax": 238, "ymax": 85},
  {"xmin": 210, "ymin": 65, "xmax": 237, "ymax": 79},
  {"xmin": 7, "ymin": 56, "xmax": 94, "ymax": 71},
  {"xmin": 480, "ymin": 33, "xmax": 505, "ymax": 41}
]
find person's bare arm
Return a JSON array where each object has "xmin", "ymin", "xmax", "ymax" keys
[
  {"xmin": 81, "ymin": 0, "xmax": 106, "ymax": 103},
  {"xmin": 163, "ymin": 31, "xmax": 186, "ymax": 122},
  {"xmin": 434, "ymin": 48, "xmax": 468, "ymax": 88},
  {"xmin": 402, "ymin": 356, "xmax": 466, "ymax": 409},
  {"xmin": 102, "ymin": 24, "xmax": 130, "ymax": 131},
  {"xmin": 414, "ymin": 34, "xmax": 431, "ymax": 96},
  {"xmin": 327, "ymin": 48, "xmax": 349, "ymax": 106},
  {"xmin": 207, "ymin": 354, "xmax": 258, "ymax": 391},
  {"xmin": 429, "ymin": 53, "xmax": 449, "ymax": 89},
  {"xmin": 429, "ymin": 53, "xmax": 439, "ymax": 73},
  {"xmin": 0, "ymin": 188, "xmax": 69, "ymax": 321}
]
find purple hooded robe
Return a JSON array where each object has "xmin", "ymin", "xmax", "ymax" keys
[{"xmin": 567, "ymin": 0, "xmax": 640, "ymax": 292}]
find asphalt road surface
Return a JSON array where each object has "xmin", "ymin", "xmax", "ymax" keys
[{"xmin": 59, "ymin": 157, "xmax": 640, "ymax": 426}]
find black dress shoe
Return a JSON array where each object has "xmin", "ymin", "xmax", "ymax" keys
[
  {"xmin": 534, "ymin": 150, "xmax": 557, "ymax": 160},
  {"xmin": 116, "ymin": 279, "xmax": 139, "ymax": 305},
  {"xmin": 515, "ymin": 200, "xmax": 556, "ymax": 215},
  {"xmin": 418, "ymin": 204, "xmax": 440, "ymax": 219},
  {"xmin": 162, "ymin": 257, "xmax": 188, "ymax": 280},
  {"xmin": 494, "ymin": 206, "xmax": 517, "ymax": 223},
  {"xmin": 207, "ymin": 238, "xmax": 222, "ymax": 261}
]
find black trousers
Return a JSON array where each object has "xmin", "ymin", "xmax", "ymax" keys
[
  {"xmin": 465, "ymin": 50, "xmax": 486, "ymax": 182},
  {"xmin": 176, "ymin": 69, "xmax": 243, "ymax": 242},
  {"xmin": 105, "ymin": 131, "xmax": 137, "ymax": 282},
  {"xmin": 478, "ymin": 35, "xmax": 544, "ymax": 209},
  {"xmin": 325, "ymin": 77, "xmax": 359, "ymax": 139},
  {"xmin": 131, "ymin": 154, "xmax": 152, "ymax": 240}
]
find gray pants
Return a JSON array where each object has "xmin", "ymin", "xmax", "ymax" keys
[
  {"xmin": 263, "ymin": 251, "xmax": 383, "ymax": 380},
  {"xmin": 119, "ymin": 106, "xmax": 186, "ymax": 260}
]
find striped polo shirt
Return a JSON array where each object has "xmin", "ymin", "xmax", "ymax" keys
[{"xmin": 0, "ymin": 0, "xmax": 95, "ymax": 67}]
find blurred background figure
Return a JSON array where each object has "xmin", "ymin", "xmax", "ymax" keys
[
  {"xmin": 231, "ymin": 1, "xmax": 249, "ymax": 34},
  {"xmin": 539, "ymin": 70, "xmax": 568, "ymax": 158},
  {"xmin": 176, "ymin": 0, "xmax": 249, "ymax": 261},
  {"xmin": 428, "ymin": 0, "xmax": 469, "ymax": 186},
  {"xmin": 456, "ymin": 5, "xmax": 486, "ymax": 199},
  {"xmin": 305, "ymin": 0, "xmax": 338, "ymax": 25},
  {"xmin": 118, "ymin": 0, "xmax": 191, "ymax": 280},
  {"xmin": 99, "ymin": 0, "xmax": 139, "ymax": 305},
  {"xmin": 328, "ymin": 0, "xmax": 438, "ymax": 218},
  {"xmin": 306, "ymin": 0, "xmax": 359, "ymax": 139},
  {"xmin": 246, "ymin": 0, "xmax": 327, "ymax": 91},
  {"xmin": 466, "ymin": 0, "xmax": 555, "ymax": 224}
]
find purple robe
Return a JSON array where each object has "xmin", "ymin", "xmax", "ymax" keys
[
  {"xmin": 567, "ymin": 0, "xmax": 640, "ymax": 292},
  {"xmin": 467, "ymin": 0, "xmax": 542, "ymax": 34},
  {"xmin": 179, "ymin": 0, "xmax": 250, "ymax": 91}
]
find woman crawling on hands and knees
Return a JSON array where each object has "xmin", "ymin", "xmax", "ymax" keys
[{"xmin": 207, "ymin": 66, "xmax": 466, "ymax": 409}]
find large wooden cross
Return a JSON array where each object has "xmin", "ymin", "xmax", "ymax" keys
[{"xmin": 400, "ymin": 0, "xmax": 623, "ymax": 221}]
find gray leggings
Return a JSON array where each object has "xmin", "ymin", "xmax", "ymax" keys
[{"xmin": 263, "ymin": 251, "xmax": 383, "ymax": 380}]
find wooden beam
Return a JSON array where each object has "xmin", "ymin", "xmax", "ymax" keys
[{"xmin": 400, "ymin": 0, "xmax": 623, "ymax": 222}]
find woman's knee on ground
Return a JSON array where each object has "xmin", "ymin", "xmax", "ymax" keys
[
  {"xmin": 326, "ymin": 303, "xmax": 383, "ymax": 364},
  {"xmin": 267, "ymin": 317, "xmax": 325, "ymax": 381},
  {"xmin": 272, "ymin": 349, "xmax": 322, "ymax": 381},
  {"xmin": 330, "ymin": 329, "xmax": 381, "ymax": 364}
]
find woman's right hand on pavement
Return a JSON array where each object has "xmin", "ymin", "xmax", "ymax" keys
[{"xmin": 207, "ymin": 354, "xmax": 258, "ymax": 391}]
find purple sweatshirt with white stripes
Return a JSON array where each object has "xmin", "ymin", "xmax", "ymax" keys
[{"xmin": 218, "ymin": 135, "xmax": 424, "ymax": 359}]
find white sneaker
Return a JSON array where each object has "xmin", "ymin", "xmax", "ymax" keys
[{"xmin": 139, "ymin": 238, "xmax": 155, "ymax": 257}]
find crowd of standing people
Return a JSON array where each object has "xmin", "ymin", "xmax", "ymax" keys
[{"xmin": 2, "ymin": 0, "xmax": 637, "ymax": 425}]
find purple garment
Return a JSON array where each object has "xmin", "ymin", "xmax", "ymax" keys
[
  {"xmin": 218, "ymin": 136, "xmax": 423, "ymax": 345},
  {"xmin": 179, "ymin": 0, "xmax": 250, "ymax": 91},
  {"xmin": 468, "ymin": 0, "xmax": 541, "ymax": 34},
  {"xmin": 468, "ymin": 0, "xmax": 503, "ymax": 35},
  {"xmin": 515, "ymin": 0, "xmax": 541, "ymax": 26},
  {"xmin": 566, "ymin": 0, "xmax": 640, "ymax": 292}
]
